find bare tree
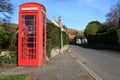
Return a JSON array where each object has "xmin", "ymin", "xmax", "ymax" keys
[
  {"xmin": 106, "ymin": 1, "xmax": 120, "ymax": 28},
  {"xmin": 0, "ymin": 0, "xmax": 13, "ymax": 23},
  {"xmin": 0, "ymin": 0, "xmax": 14, "ymax": 32}
]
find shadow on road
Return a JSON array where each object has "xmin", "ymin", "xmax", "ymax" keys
[
  {"xmin": 77, "ymin": 43, "xmax": 104, "ymax": 50},
  {"xmin": 74, "ymin": 43, "xmax": 120, "ymax": 52}
]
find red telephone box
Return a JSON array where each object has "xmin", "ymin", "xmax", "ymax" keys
[{"xmin": 18, "ymin": 2, "xmax": 46, "ymax": 66}]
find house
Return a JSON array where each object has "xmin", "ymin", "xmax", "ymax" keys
[{"xmin": 67, "ymin": 29, "xmax": 76, "ymax": 40}]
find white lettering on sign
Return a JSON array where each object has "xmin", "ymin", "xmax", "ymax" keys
[{"xmin": 22, "ymin": 7, "xmax": 38, "ymax": 10}]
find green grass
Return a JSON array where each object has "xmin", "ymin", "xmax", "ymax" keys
[{"xmin": 0, "ymin": 74, "xmax": 28, "ymax": 80}]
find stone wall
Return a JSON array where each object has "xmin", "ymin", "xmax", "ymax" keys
[{"xmin": 50, "ymin": 45, "xmax": 69, "ymax": 58}]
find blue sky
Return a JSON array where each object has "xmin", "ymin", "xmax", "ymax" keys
[{"xmin": 11, "ymin": 0, "xmax": 119, "ymax": 30}]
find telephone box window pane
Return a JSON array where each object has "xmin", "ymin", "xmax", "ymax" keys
[
  {"xmin": 28, "ymin": 26, "xmax": 35, "ymax": 31},
  {"xmin": 28, "ymin": 43, "xmax": 35, "ymax": 48},
  {"xmin": 24, "ymin": 15, "xmax": 35, "ymax": 25},
  {"xmin": 25, "ymin": 21, "xmax": 34, "ymax": 25},
  {"xmin": 28, "ymin": 38, "xmax": 36, "ymax": 42},
  {"xmin": 25, "ymin": 15, "xmax": 34, "ymax": 19},
  {"xmin": 28, "ymin": 32, "xmax": 36, "ymax": 36}
]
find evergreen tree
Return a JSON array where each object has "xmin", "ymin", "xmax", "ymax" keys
[{"xmin": 84, "ymin": 21, "xmax": 101, "ymax": 36}]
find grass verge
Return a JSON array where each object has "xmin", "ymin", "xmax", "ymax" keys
[{"xmin": 0, "ymin": 74, "xmax": 31, "ymax": 80}]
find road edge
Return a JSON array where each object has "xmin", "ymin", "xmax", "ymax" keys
[{"xmin": 68, "ymin": 52, "xmax": 102, "ymax": 80}]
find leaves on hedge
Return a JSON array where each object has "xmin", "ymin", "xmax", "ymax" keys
[{"xmin": 46, "ymin": 23, "xmax": 69, "ymax": 57}]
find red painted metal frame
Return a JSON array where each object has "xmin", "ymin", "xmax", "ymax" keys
[{"xmin": 18, "ymin": 2, "xmax": 46, "ymax": 66}]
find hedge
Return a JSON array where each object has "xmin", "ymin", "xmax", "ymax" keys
[
  {"xmin": 117, "ymin": 29, "xmax": 120, "ymax": 44},
  {"xmin": 47, "ymin": 23, "xmax": 69, "ymax": 57},
  {"xmin": 87, "ymin": 29, "xmax": 120, "ymax": 46}
]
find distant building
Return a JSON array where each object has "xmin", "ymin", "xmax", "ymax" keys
[{"xmin": 67, "ymin": 29, "xmax": 76, "ymax": 40}]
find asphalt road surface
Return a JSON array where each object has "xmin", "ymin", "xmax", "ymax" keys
[{"xmin": 70, "ymin": 45, "xmax": 120, "ymax": 80}]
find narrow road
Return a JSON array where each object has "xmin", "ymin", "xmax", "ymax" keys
[{"xmin": 70, "ymin": 45, "xmax": 120, "ymax": 80}]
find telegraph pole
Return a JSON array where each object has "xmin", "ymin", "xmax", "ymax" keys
[
  {"xmin": 61, "ymin": 25, "xmax": 63, "ymax": 54},
  {"xmin": 118, "ymin": 17, "xmax": 120, "ymax": 28},
  {"xmin": 58, "ymin": 16, "xmax": 63, "ymax": 54}
]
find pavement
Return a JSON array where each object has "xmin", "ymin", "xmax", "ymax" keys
[{"xmin": 0, "ymin": 51, "xmax": 94, "ymax": 80}]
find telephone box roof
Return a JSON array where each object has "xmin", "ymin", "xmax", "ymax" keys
[{"xmin": 19, "ymin": 2, "xmax": 46, "ymax": 11}]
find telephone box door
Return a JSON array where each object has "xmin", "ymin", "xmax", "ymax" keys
[{"xmin": 19, "ymin": 13, "xmax": 38, "ymax": 66}]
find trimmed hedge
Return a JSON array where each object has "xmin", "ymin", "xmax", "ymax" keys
[
  {"xmin": 62, "ymin": 31, "xmax": 70, "ymax": 45},
  {"xmin": 87, "ymin": 29, "xmax": 120, "ymax": 47},
  {"xmin": 117, "ymin": 29, "xmax": 120, "ymax": 44},
  {"xmin": 47, "ymin": 23, "xmax": 69, "ymax": 57}
]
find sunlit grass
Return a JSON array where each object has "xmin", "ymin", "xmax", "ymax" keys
[{"xmin": 0, "ymin": 74, "xmax": 30, "ymax": 80}]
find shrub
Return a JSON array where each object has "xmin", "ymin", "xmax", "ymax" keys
[
  {"xmin": 0, "ymin": 30, "xmax": 17, "ymax": 50},
  {"xmin": 0, "ymin": 51, "xmax": 17, "ymax": 65},
  {"xmin": 0, "ymin": 30, "xmax": 10, "ymax": 49}
]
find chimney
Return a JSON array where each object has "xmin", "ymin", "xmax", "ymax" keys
[{"xmin": 58, "ymin": 16, "xmax": 61, "ymax": 26}]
